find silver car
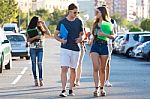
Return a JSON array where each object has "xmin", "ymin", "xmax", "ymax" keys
[
  {"xmin": 141, "ymin": 41, "xmax": 150, "ymax": 60},
  {"xmin": 6, "ymin": 33, "xmax": 30, "ymax": 60}
]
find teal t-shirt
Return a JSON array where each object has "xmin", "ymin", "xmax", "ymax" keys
[{"xmin": 96, "ymin": 21, "xmax": 113, "ymax": 41}]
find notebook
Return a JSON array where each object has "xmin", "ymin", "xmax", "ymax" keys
[
  {"xmin": 59, "ymin": 24, "xmax": 68, "ymax": 40},
  {"xmin": 27, "ymin": 28, "xmax": 39, "ymax": 38}
]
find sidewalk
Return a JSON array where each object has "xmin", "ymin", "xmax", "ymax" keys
[{"xmin": 43, "ymin": 39, "xmax": 150, "ymax": 99}]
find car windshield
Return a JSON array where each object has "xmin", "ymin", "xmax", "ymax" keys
[
  {"xmin": 139, "ymin": 36, "xmax": 150, "ymax": 43},
  {"xmin": 6, "ymin": 35, "xmax": 25, "ymax": 42},
  {"xmin": 4, "ymin": 27, "xmax": 15, "ymax": 31}
]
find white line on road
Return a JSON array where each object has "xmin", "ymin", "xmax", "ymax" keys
[{"xmin": 11, "ymin": 67, "xmax": 28, "ymax": 85}]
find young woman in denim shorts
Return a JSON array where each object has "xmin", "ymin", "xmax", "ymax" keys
[
  {"xmin": 26, "ymin": 16, "xmax": 51, "ymax": 86},
  {"xmin": 90, "ymin": 7, "xmax": 115, "ymax": 97}
]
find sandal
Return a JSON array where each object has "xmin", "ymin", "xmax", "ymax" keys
[
  {"xmin": 100, "ymin": 87, "xmax": 106, "ymax": 96},
  {"xmin": 39, "ymin": 80, "xmax": 44, "ymax": 86},
  {"xmin": 34, "ymin": 80, "xmax": 38, "ymax": 86},
  {"xmin": 93, "ymin": 87, "xmax": 100, "ymax": 97}
]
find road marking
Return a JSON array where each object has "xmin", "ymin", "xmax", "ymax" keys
[{"xmin": 11, "ymin": 67, "xmax": 28, "ymax": 85}]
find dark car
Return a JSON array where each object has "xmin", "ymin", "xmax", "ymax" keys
[{"xmin": 141, "ymin": 41, "xmax": 150, "ymax": 59}]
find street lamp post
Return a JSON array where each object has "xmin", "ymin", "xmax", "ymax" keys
[
  {"xmin": 18, "ymin": 0, "xmax": 21, "ymax": 32},
  {"xmin": 27, "ymin": 0, "xmax": 30, "ymax": 26}
]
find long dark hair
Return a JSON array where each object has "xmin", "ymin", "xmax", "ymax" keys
[
  {"xmin": 27, "ymin": 16, "xmax": 44, "ymax": 35},
  {"xmin": 28, "ymin": 16, "xmax": 38, "ymax": 29},
  {"xmin": 92, "ymin": 7, "xmax": 109, "ymax": 35}
]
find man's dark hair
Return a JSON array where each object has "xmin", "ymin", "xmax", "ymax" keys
[{"xmin": 68, "ymin": 3, "xmax": 77, "ymax": 10}]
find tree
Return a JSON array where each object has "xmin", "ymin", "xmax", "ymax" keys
[
  {"xmin": 0, "ymin": 0, "xmax": 18, "ymax": 25},
  {"xmin": 111, "ymin": 13, "xmax": 122, "ymax": 26},
  {"xmin": 16, "ymin": 11, "xmax": 28, "ymax": 30},
  {"xmin": 140, "ymin": 18, "xmax": 150, "ymax": 31},
  {"xmin": 49, "ymin": 8, "xmax": 67, "ymax": 25},
  {"xmin": 34, "ymin": 9, "xmax": 50, "ymax": 21}
]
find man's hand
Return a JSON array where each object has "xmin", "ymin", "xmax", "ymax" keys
[{"xmin": 60, "ymin": 38, "xmax": 67, "ymax": 44}]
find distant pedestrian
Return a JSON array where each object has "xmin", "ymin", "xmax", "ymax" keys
[
  {"xmin": 102, "ymin": 5, "xmax": 118, "ymax": 87},
  {"xmin": 90, "ymin": 7, "xmax": 115, "ymax": 97},
  {"xmin": 54, "ymin": 3, "xmax": 84, "ymax": 97},
  {"xmin": 105, "ymin": 18, "xmax": 117, "ymax": 87},
  {"xmin": 74, "ymin": 40, "xmax": 86, "ymax": 87},
  {"xmin": 26, "ymin": 16, "xmax": 51, "ymax": 86}
]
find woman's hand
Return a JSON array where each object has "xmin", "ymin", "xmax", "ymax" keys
[
  {"xmin": 75, "ymin": 37, "xmax": 82, "ymax": 43},
  {"xmin": 97, "ymin": 32, "xmax": 105, "ymax": 36}
]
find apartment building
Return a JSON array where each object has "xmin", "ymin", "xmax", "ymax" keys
[
  {"xmin": 136, "ymin": 0, "xmax": 150, "ymax": 18},
  {"xmin": 16, "ymin": 0, "xmax": 32, "ymax": 13},
  {"xmin": 77, "ymin": 0, "xmax": 95, "ymax": 20},
  {"xmin": 16, "ymin": 0, "xmax": 77, "ymax": 13},
  {"xmin": 32, "ymin": 0, "xmax": 77, "ymax": 12}
]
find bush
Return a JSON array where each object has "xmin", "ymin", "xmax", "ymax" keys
[
  {"xmin": 140, "ymin": 18, "xmax": 150, "ymax": 31},
  {"xmin": 129, "ymin": 27, "xmax": 141, "ymax": 32}
]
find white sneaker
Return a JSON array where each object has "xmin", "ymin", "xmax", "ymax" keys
[
  {"xmin": 105, "ymin": 80, "xmax": 112, "ymax": 87},
  {"xmin": 59, "ymin": 90, "xmax": 67, "ymax": 97}
]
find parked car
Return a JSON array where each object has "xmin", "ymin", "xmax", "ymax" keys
[
  {"xmin": 119, "ymin": 31, "xmax": 150, "ymax": 57},
  {"xmin": 6, "ymin": 33, "xmax": 30, "ymax": 60},
  {"xmin": 0, "ymin": 29, "xmax": 12, "ymax": 73},
  {"xmin": 19, "ymin": 30, "xmax": 26, "ymax": 36},
  {"xmin": 132, "ymin": 34, "xmax": 150, "ymax": 58},
  {"xmin": 141, "ymin": 41, "xmax": 150, "ymax": 59},
  {"xmin": 113, "ymin": 34, "xmax": 125, "ymax": 53},
  {"xmin": 3, "ymin": 23, "xmax": 18, "ymax": 33}
]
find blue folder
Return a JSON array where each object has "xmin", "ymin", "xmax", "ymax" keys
[{"xmin": 59, "ymin": 24, "xmax": 68, "ymax": 40}]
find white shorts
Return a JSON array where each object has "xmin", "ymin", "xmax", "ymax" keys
[{"xmin": 60, "ymin": 48, "xmax": 80, "ymax": 69}]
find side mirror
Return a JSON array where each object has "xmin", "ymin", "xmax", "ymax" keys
[{"xmin": 2, "ymin": 40, "xmax": 9, "ymax": 44}]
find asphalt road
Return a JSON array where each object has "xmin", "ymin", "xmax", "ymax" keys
[{"xmin": 0, "ymin": 38, "xmax": 150, "ymax": 99}]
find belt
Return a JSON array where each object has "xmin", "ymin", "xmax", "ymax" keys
[{"xmin": 94, "ymin": 39, "xmax": 107, "ymax": 44}]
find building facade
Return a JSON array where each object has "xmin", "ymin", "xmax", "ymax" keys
[{"xmin": 136, "ymin": 0, "xmax": 150, "ymax": 18}]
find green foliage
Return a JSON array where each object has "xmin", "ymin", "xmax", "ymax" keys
[
  {"xmin": 111, "ymin": 13, "xmax": 122, "ymax": 26},
  {"xmin": 126, "ymin": 22, "xmax": 136, "ymax": 29},
  {"xmin": 85, "ymin": 19, "xmax": 93, "ymax": 28},
  {"xmin": 48, "ymin": 25, "xmax": 56, "ymax": 34},
  {"xmin": 34, "ymin": 9, "xmax": 50, "ymax": 21},
  {"xmin": 0, "ymin": 0, "xmax": 18, "ymax": 25},
  {"xmin": 16, "ymin": 11, "xmax": 28, "ymax": 29},
  {"xmin": 129, "ymin": 27, "xmax": 141, "ymax": 32},
  {"xmin": 111, "ymin": 13, "xmax": 129, "ymax": 28},
  {"xmin": 140, "ymin": 18, "xmax": 150, "ymax": 31},
  {"xmin": 49, "ymin": 8, "xmax": 67, "ymax": 25}
]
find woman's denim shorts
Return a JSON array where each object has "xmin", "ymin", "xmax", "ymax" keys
[{"xmin": 90, "ymin": 43, "xmax": 109, "ymax": 55}]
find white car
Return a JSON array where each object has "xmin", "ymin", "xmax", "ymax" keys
[
  {"xmin": 0, "ymin": 29, "xmax": 12, "ymax": 73},
  {"xmin": 3, "ymin": 23, "xmax": 18, "ymax": 33},
  {"xmin": 6, "ymin": 33, "xmax": 30, "ymax": 60}
]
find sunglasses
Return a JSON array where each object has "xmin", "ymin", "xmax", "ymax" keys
[{"xmin": 73, "ymin": 11, "xmax": 80, "ymax": 14}]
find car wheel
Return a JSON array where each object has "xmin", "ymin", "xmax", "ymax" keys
[
  {"xmin": 26, "ymin": 56, "xmax": 30, "ymax": 60},
  {"xmin": 126, "ymin": 48, "xmax": 133, "ymax": 58},
  {"xmin": 5, "ymin": 54, "xmax": 12, "ymax": 70},
  {"xmin": 20, "ymin": 56, "xmax": 24, "ymax": 59},
  {"xmin": 0, "ymin": 55, "xmax": 4, "ymax": 73}
]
